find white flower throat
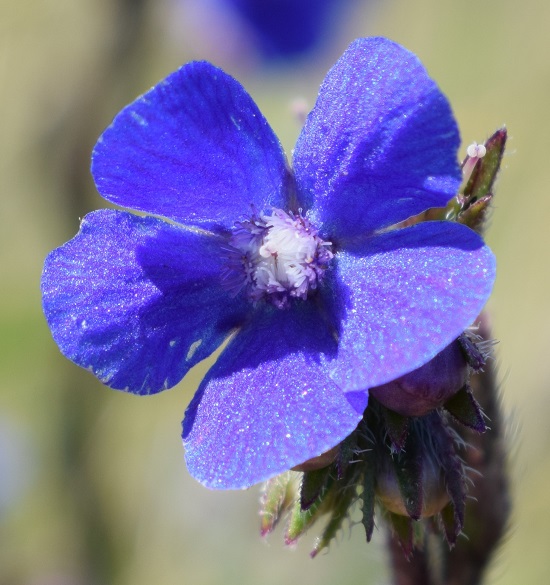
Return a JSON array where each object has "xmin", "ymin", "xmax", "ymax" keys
[{"xmin": 223, "ymin": 208, "xmax": 333, "ymax": 309}]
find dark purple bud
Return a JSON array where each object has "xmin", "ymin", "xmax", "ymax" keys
[{"xmin": 369, "ymin": 340, "xmax": 469, "ymax": 417}]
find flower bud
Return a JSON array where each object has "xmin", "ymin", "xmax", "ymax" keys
[{"xmin": 369, "ymin": 340, "xmax": 468, "ymax": 417}]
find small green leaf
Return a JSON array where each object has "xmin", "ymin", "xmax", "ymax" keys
[
  {"xmin": 259, "ymin": 472, "xmax": 296, "ymax": 536},
  {"xmin": 310, "ymin": 483, "xmax": 357, "ymax": 558},
  {"xmin": 285, "ymin": 484, "xmax": 331, "ymax": 545}
]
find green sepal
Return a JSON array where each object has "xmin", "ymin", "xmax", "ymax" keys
[
  {"xmin": 387, "ymin": 203, "xmax": 449, "ymax": 229},
  {"xmin": 458, "ymin": 128, "xmax": 507, "ymax": 232},
  {"xmin": 440, "ymin": 501, "xmax": 460, "ymax": 547},
  {"xmin": 386, "ymin": 512, "xmax": 416, "ymax": 558},
  {"xmin": 310, "ymin": 482, "xmax": 358, "ymax": 558},
  {"xmin": 300, "ymin": 466, "xmax": 332, "ymax": 510},
  {"xmin": 431, "ymin": 413, "xmax": 466, "ymax": 539},
  {"xmin": 335, "ymin": 432, "xmax": 358, "ymax": 479},
  {"xmin": 444, "ymin": 385, "xmax": 487, "ymax": 433},
  {"xmin": 361, "ymin": 452, "xmax": 377, "ymax": 542},
  {"xmin": 285, "ymin": 483, "xmax": 331, "ymax": 545},
  {"xmin": 394, "ymin": 432, "xmax": 423, "ymax": 520},
  {"xmin": 457, "ymin": 194, "xmax": 493, "ymax": 233},
  {"xmin": 462, "ymin": 128, "xmax": 507, "ymax": 204},
  {"xmin": 259, "ymin": 472, "xmax": 296, "ymax": 536}
]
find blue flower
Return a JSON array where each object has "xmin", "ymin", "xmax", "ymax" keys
[
  {"xmin": 41, "ymin": 38, "xmax": 495, "ymax": 489},
  {"xmin": 168, "ymin": 0, "xmax": 359, "ymax": 65},
  {"xmin": 218, "ymin": 0, "xmax": 358, "ymax": 60}
]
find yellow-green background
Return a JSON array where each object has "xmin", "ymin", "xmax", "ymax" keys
[{"xmin": 1, "ymin": 0, "xmax": 547, "ymax": 583}]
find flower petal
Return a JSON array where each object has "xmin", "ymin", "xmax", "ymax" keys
[
  {"xmin": 92, "ymin": 62, "xmax": 290, "ymax": 230},
  {"xmin": 293, "ymin": 37, "xmax": 461, "ymax": 240},
  {"xmin": 41, "ymin": 210, "xmax": 246, "ymax": 394},
  {"xmin": 323, "ymin": 221, "xmax": 495, "ymax": 394},
  {"xmin": 182, "ymin": 304, "xmax": 364, "ymax": 489}
]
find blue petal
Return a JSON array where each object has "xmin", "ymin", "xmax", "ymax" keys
[
  {"xmin": 92, "ymin": 62, "xmax": 290, "ymax": 230},
  {"xmin": 293, "ymin": 37, "xmax": 461, "ymax": 240},
  {"xmin": 182, "ymin": 304, "xmax": 363, "ymax": 489},
  {"xmin": 41, "ymin": 210, "xmax": 247, "ymax": 394},
  {"xmin": 322, "ymin": 221, "xmax": 495, "ymax": 394}
]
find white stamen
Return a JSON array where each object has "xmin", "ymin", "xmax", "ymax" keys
[
  {"xmin": 462, "ymin": 141, "xmax": 488, "ymax": 183},
  {"xmin": 466, "ymin": 142, "xmax": 486, "ymax": 159},
  {"xmin": 224, "ymin": 208, "xmax": 332, "ymax": 308}
]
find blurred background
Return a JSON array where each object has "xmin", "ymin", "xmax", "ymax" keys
[{"xmin": 1, "ymin": 0, "xmax": 548, "ymax": 583}]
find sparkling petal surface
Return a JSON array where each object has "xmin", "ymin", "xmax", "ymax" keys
[
  {"xmin": 42, "ymin": 210, "xmax": 247, "ymax": 394},
  {"xmin": 182, "ymin": 304, "xmax": 364, "ymax": 489},
  {"xmin": 322, "ymin": 221, "xmax": 495, "ymax": 395},
  {"xmin": 293, "ymin": 37, "xmax": 461, "ymax": 240},
  {"xmin": 92, "ymin": 62, "xmax": 290, "ymax": 230}
]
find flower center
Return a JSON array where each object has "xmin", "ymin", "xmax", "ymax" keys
[{"xmin": 222, "ymin": 208, "xmax": 333, "ymax": 309}]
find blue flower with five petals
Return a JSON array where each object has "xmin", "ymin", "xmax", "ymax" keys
[{"xmin": 41, "ymin": 38, "xmax": 495, "ymax": 489}]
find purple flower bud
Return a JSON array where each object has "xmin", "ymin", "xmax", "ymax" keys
[{"xmin": 369, "ymin": 340, "xmax": 469, "ymax": 417}]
